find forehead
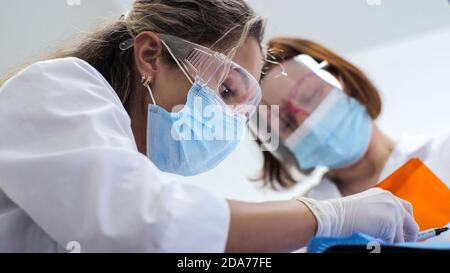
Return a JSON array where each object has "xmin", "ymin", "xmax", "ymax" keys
[
  {"xmin": 261, "ymin": 59, "xmax": 311, "ymax": 104},
  {"xmin": 261, "ymin": 58, "xmax": 338, "ymax": 106}
]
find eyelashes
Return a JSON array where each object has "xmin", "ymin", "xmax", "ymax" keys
[{"xmin": 219, "ymin": 83, "xmax": 236, "ymax": 102}]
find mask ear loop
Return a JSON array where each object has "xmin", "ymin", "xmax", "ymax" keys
[
  {"xmin": 318, "ymin": 60, "xmax": 329, "ymax": 70},
  {"xmin": 262, "ymin": 50, "xmax": 288, "ymax": 79},
  {"xmin": 142, "ymin": 74, "xmax": 157, "ymax": 105}
]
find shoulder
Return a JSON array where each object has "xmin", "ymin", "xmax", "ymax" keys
[
  {"xmin": 419, "ymin": 132, "xmax": 450, "ymax": 183},
  {"xmin": 383, "ymin": 133, "xmax": 450, "ymax": 185},
  {"xmin": 10, "ymin": 57, "xmax": 103, "ymax": 83},
  {"xmin": 6, "ymin": 57, "xmax": 101, "ymax": 83},
  {"xmin": 425, "ymin": 132, "xmax": 450, "ymax": 154},
  {"xmin": 396, "ymin": 133, "xmax": 450, "ymax": 163},
  {"xmin": 1, "ymin": 57, "xmax": 126, "ymax": 116},
  {"xmin": 1, "ymin": 57, "xmax": 121, "ymax": 107},
  {"xmin": 0, "ymin": 57, "xmax": 134, "ymax": 149}
]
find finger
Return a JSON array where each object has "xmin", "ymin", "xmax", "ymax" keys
[
  {"xmin": 397, "ymin": 198, "xmax": 419, "ymax": 241},
  {"xmin": 394, "ymin": 225, "xmax": 405, "ymax": 243},
  {"xmin": 398, "ymin": 199, "xmax": 414, "ymax": 216},
  {"xmin": 403, "ymin": 211, "xmax": 420, "ymax": 242}
]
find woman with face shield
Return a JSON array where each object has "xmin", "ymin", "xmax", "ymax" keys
[
  {"xmin": 0, "ymin": 1, "xmax": 418, "ymax": 253},
  {"xmin": 254, "ymin": 37, "xmax": 450, "ymax": 233}
]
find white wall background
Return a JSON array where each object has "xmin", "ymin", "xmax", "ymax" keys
[
  {"xmin": 248, "ymin": 0, "xmax": 450, "ymax": 54},
  {"xmin": 1, "ymin": 0, "xmax": 450, "ymax": 201},
  {"xmin": 2, "ymin": 0, "xmax": 450, "ymax": 74},
  {"xmin": 0, "ymin": 0, "xmax": 122, "ymax": 75}
]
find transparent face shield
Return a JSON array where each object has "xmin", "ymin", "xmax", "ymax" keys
[
  {"xmin": 120, "ymin": 34, "xmax": 262, "ymax": 119},
  {"xmin": 249, "ymin": 54, "xmax": 343, "ymax": 170}
]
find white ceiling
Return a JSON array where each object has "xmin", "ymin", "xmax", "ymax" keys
[
  {"xmin": 2, "ymin": 0, "xmax": 450, "ymax": 73},
  {"xmin": 247, "ymin": 0, "xmax": 450, "ymax": 56}
]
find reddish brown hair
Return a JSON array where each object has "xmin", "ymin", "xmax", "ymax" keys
[{"xmin": 259, "ymin": 37, "xmax": 382, "ymax": 189}]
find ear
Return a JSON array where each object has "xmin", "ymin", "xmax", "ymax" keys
[{"xmin": 133, "ymin": 31, "xmax": 163, "ymax": 78}]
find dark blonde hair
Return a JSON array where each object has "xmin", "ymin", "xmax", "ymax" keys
[
  {"xmin": 1, "ymin": 0, "xmax": 265, "ymax": 113},
  {"xmin": 259, "ymin": 37, "xmax": 382, "ymax": 189}
]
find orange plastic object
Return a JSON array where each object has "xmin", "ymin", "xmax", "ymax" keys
[{"xmin": 377, "ymin": 158, "xmax": 450, "ymax": 230}]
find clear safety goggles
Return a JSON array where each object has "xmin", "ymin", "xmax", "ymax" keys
[
  {"xmin": 249, "ymin": 55, "xmax": 343, "ymax": 163},
  {"xmin": 120, "ymin": 34, "xmax": 262, "ymax": 119}
]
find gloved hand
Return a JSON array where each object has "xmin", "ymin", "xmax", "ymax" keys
[{"xmin": 297, "ymin": 188, "xmax": 419, "ymax": 243}]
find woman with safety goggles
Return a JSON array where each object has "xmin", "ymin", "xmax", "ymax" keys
[
  {"xmin": 0, "ymin": 1, "xmax": 418, "ymax": 252},
  {"xmin": 254, "ymin": 37, "xmax": 450, "ymax": 232}
]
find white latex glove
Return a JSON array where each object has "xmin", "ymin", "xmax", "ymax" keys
[{"xmin": 297, "ymin": 188, "xmax": 419, "ymax": 243}]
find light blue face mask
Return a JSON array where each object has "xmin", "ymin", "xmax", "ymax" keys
[
  {"xmin": 146, "ymin": 83, "xmax": 246, "ymax": 176},
  {"xmin": 284, "ymin": 88, "xmax": 372, "ymax": 170}
]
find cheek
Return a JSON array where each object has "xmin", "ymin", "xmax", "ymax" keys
[
  {"xmin": 171, "ymin": 74, "xmax": 192, "ymax": 104},
  {"xmin": 155, "ymin": 66, "xmax": 192, "ymax": 112}
]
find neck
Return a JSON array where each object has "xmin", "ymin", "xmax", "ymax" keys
[
  {"xmin": 327, "ymin": 125, "xmax": 395, "ymax": 196},
  {"xmin": 127, "ymin": 83, "xmax": 150, "ymax": 155}
]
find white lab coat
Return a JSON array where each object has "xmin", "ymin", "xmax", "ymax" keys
[
  {"xmin": 0, "ymin": 57, "xmax": 230, "ymax": 253},
  {"xmin": 306, "ymin": 134, "xmax": 450, "ymax": 199}
]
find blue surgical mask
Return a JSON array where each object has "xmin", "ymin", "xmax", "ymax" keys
[
  {"xmin": 146, "ymin": 83, "xmax": 246, "ymax": 176},
  {"xmin": 284, "ymin": 88, "xmax": 372, "ymax": 169}
]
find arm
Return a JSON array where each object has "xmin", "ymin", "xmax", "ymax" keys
[
  {"xmin": 226, "ymin": 187, "xmax": 422, "ymax": 252},
  {"xmin": 226, "ymin": 200, "xmax": 317, "ymax": 253}
]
